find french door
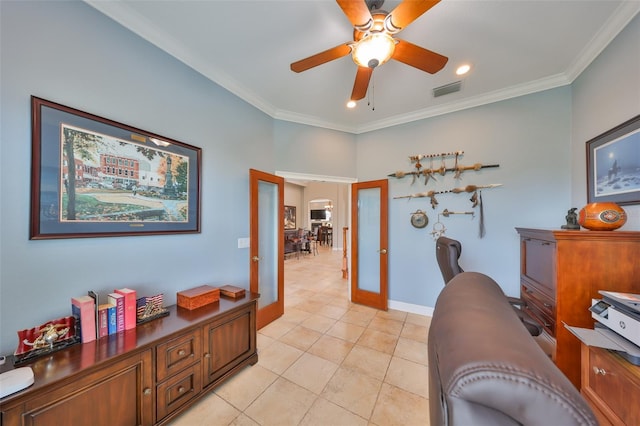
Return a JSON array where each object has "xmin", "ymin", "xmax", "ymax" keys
[
  {"xmin": 249, "ymin": 169, "xmax": 284, "ymax": 329},
  {"xmin": 350, "ymin": 179, "xmax": 388, "ymax": 310}
]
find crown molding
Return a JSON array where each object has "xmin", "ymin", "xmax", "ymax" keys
[{"xmin": 85, "ymin": 0, "xmax": 639, "ymax": 135}]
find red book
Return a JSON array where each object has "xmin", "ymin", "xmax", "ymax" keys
[
  {"xmin": 97, "ymin": 304, "xmax": 110, "ymax": 338},
  {"xmin": 115, "ymin": 288, "xmax": 137, "ymax": 330},
  {"xmin": 71, "ymin": 295, "xmax": 96, "ymax": 343},
  {"xmin": 108, "ymin": 293, "xmax": 125, "ymax": 333}
]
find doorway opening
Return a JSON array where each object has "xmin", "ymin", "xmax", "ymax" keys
[{"xmin": 276, "ymin": 171, "xmax": 356, "ymax": 312}]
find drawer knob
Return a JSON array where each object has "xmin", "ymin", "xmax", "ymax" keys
[
  {"xmin": 593, "ymin": 366, "xmax": 607, "ymax": 376},
  {"xmin": 204, "ymin": 353, "xmax": 211, "ymax": 358},
  {"xmin": 543, "ymin": 303, "xmax": 552, "ymax": 308},
  {"xmin": 143, "ymin": 388, "xmax": 152, "ymax": 396},
  {"xmin": 178, "ymin": 386, "xmax": 186, "ymax": 394},
  {"xmin": 178, "ymin": 349, "xmax": 186, "ymax": 356}
]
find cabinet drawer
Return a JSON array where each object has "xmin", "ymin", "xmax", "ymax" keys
[
  {"xmin": 156, "ymin": 362, "xmax": 202, "ymax": 421},
  {"xmin": 156, "ymin": 329, "xmax": 202, "ymax": 382},
  {"xmin": 588, "ymin": 348, "xmax": 640, "ymax": 425},
  {"xmin": 521, "ymin": 283, "xmax": 555, "ymax": 318},
  {"xmin": 523, "ymin": 305, "xmax": 555, "ymax": 336},
  {"xmin": 521, "ymin": 237, "xmax": 556, "ymax": 297},
  {"xmin": 522, "ymin": 296, "xmax": 556, "ymax": 336}
]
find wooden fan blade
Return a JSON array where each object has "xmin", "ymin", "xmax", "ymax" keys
[
  {"xmin": 392, "ymin": 39, "xmax": 448, "ymax": 74},
  {"xmin": 386, "ymin": 0, "xmax": 440, "ymax": 33},
  {"xmin": 336, "ymin": 0, "xmax": 373, "ymax": 31},
  {"xmin": 290, "ymin": 43, "xmax": 352, "ymax": 73},
  {"xmin": 351, "ymin": 66, "xmax": 373, "ymax": 100}
]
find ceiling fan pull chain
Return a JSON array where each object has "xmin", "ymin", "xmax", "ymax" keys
[{"xmin": 371, "ymin": 72, "xmax": 375, "ymax": 111}]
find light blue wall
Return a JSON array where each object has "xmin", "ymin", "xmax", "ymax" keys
[
  {"xmin": 1, "ymin": 2, "xmax": 638, "ymax": 355},
  {"xmin": 571, "ymin": 13, "xmax": 640, "ymax": 226},
  {"xmin": 356, "ymin": 88, "xmax": 573, "ymax": 306},
  {"xmin": 0, "ymin": 1, "xmax": 276, "ymax": 354},
  {"xmin": 274, "ymin": 120, "xmax": 357, "ymax": 177}
]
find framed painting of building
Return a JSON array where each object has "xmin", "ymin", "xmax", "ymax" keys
[{"xmin": 30, "ymin": 96, "xmax": 201, "ymax": 239}]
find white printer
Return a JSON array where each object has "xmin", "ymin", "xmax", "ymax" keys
[
  {"xmin": 591, "ymin": 291, "xmax": 640, "ymax": 347},
  {"xmin": 565, "ymin": 290, "xmax": 640, "ymax": 366}
]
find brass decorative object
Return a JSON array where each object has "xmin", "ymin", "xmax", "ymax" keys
[
  {"xmin": 14, "ymin": 316, "xmax": 80, "ymax": 365},
  {"xmin": 561, "ymin": 208, "xmax": 580, "ymax": 230}
]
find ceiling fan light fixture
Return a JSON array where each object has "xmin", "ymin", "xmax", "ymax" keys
[{"xmin": 352, "ymin": 32, "xmax": 396, "ymax": 68}]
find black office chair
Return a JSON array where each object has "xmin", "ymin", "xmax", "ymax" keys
[
  {"xmin": 435, "ymin": 236, "xmax": 542, "ymax": 337},
  {"xmin": 435, "ymin": 236, "xmax": 463, "ymax": 284}
]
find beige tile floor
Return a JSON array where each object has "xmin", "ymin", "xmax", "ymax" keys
[{"xmin": 170, "ymin": 245, "xmax": 431, "ymax": 426}]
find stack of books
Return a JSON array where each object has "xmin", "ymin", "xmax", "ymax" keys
[{"xmin": 72, "ymin": 288, "xmax": 137, "ymax": 342}]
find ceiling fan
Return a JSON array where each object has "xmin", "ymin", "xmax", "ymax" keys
[{"xmin": 290, "ymin": 0, "xmax": 448, "ymax": 102}]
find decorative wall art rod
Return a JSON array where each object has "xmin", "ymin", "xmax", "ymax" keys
[
  {"xmin": 388, "ymin": 163, "xmax": 500, "ymax": 182},
  {"xmin": 393, "ymin": 184, "xmax": 502, "ymax": 200},
  {"xmin": 409, "ymin": 150, "xmax": 464, "ymax": 161},
  {"xmin": 394, "ymin": 183, "xmax": 501, "ymax": 215},
  {"xmin": 441, "ymin": 209, "xmax": 474, "ymax": 217}
]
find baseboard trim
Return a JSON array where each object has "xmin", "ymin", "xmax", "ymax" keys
[{"xmin": 388, "ymin": 300, "xmax": 434, "ymax": 317}]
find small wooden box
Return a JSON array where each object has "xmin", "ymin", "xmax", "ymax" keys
[
  {"xmin": 219, "ymin": 285, "xmax": 246, "ymax": 299},
  {"xmin": 177, "ymin": 285, "xmax": 220, "ymax": 310}
]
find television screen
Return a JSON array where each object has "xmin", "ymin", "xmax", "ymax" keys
[{"xmin": 310, "ymin": 209, "xmax": 326, "ymax": 220}]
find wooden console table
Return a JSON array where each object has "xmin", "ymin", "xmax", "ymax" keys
[{"xmin": 0, "ymin": 293, "xmax": 258, "ymax": 425}]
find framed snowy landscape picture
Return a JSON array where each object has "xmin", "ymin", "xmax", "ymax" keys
[{"xmin": 586, "ymin": 114, "xmax": 640, "ymax": 205}]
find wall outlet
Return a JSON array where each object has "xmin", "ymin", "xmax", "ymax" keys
[{"xmin": 237, "ymin": 237, "xmax": 250, "ymax": 249}]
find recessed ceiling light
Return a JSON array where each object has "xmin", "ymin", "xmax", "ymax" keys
[
  {"xmin": 346, "ymin": 100, "xmax": 357, "ymax": 109},
  {"xmin": 456, "ymin": 64, "xmax": 471, "ymax": 75}
]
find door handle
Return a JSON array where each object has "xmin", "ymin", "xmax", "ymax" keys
[
  {"xmin": 252, "ymin": 256, "xmax": 262, "ymax": 262},
  {"xmin": 378, "ymin": 249, "xmax": 387, "ymax": 254}
]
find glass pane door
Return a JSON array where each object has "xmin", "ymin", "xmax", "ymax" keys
[
  {"xmin": 249, "ymin": 169, "xmax": 284, "ymax": 328},
  {"xmin": 357, "ymin": 187, "xmax": 381, "ymax": 293},
  {"xmin": 351, "ymin": 179, "xmax": 388, "ymax": 310},
  {"xmin": 257, "ymin": 180, "xmax": 278, "ymax": 310}
]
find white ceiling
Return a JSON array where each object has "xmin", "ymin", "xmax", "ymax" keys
[{"xmin": 85, "ymin": 0, "xmax": 639, "ymax": 134}]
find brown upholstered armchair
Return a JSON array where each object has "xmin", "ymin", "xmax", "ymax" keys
[
  {"xmin": 435, "ymin": 236, "xmax": 542, "ymax": 336},
  {"xmin": 428, "ymin": 272, "xmax": 597, "ymax": 426}
]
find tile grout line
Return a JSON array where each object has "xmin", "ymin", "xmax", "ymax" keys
[{"xmin": 180, "ymin": 247, "xmax": 430, "ymax": 425}]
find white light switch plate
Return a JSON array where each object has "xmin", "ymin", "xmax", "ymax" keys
[{"xmin": 237, "ymin": 237, "xmax": 250, "ymax": 248}]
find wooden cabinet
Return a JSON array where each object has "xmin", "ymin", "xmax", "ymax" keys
[
  {"xmin": 581, "ymin": 344, "xmax": 640, "ymax": 425},
  {"xmin": 1, "ymin": 294, "xmax": 258, "ymax": 426},
  {"xmin": 1, "ymin": 349, "xmax": 153, "ymax": 426},
  {"xmin": 203, "ymin": 306, "xmax": 256, "ymax": 387},
  {"xmin": 516, "ymin": 228, "xmax": 640, "ymax": 388}
]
